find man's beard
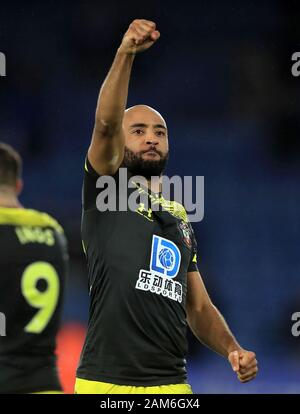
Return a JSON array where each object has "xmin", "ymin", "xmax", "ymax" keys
[{"xmin": 120, "ymin": 147, "xmax": 169, "ymax": 179}]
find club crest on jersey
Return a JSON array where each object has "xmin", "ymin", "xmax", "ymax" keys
[
  {"xmin": 179, "ymin": 221, "xmax": 192, "ymax": 248},
  {"xmin": 135, "ymin": 235, "xmax": 183, "ymax": 303}
]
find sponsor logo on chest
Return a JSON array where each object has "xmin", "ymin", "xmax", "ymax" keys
[{"xmin": 135, "ymin": 235, "xmax": 183, "ymax": 303}]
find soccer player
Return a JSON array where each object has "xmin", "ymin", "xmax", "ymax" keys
[
  {"xmin": 0, "ymin": 143, "xmax": 68, "ymax": 394},
  {"xmin": 76, "ymin": 19, "xmax": 258, "ymax": 394}
]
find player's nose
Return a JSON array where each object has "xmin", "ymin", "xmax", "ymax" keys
[{"xmin": 145, "ymin": 135, "xmax": 159, "ymax": 146}]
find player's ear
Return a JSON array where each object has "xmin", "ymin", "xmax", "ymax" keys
[{"xmin": 16, "ymin": 179, "xmax": 23, "ymax": 196}]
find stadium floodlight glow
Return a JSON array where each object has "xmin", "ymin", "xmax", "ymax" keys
[
  {"xmin": 0, "ymin": 52, "xmax": 6, "ymax": 77},
  {"xmin": 0, "ymin": 312, "xmax": 6, "ymax": 337}
]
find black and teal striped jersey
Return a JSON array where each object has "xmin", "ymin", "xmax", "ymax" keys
[
  {"xmin": 0, "ymin": 208, "xmax": 68, "ymax": 393},
  {"xmin": 77, "ymin": 158, "xmax": 198, "ymax": 386}
]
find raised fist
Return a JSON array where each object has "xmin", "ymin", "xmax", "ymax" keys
[{"xmin": 119, "ymin": 19, "xmax": 160, "ymax": 54}]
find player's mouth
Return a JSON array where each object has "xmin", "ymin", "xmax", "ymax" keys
[{"xmin": 143, "ymin": 150, "xmax": 160, "ymax": 157}]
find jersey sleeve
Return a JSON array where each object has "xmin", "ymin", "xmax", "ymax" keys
[
  {"xmin": 82, "ymin": 156, "xmax": 100, "ymax": 211},
  {"xmin": 187, "ymin": 223, "xmax": 199, "ymax": 273},
  {"xmin": 82, "ymin": 155, "xmax": 121, "ymax": 212}
]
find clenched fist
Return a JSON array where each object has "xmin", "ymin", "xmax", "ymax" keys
[
  {"xmin": 118, "ymin": 19, "xmax": 160, "ymax": 55},
  {"xmin": 228, "ymin": 350, "xmax": 258, "ymax": 383}
]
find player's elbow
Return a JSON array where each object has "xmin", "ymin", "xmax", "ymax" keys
[
  {"xmin": 94, "ymin": 116, "xmax": 121, "ymax": 138},
  {"xmin": 186, "ymin": 300, "xmax": 214, "ymax": 326}
]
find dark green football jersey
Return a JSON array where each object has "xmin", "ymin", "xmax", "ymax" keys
[
  {"xmin": 0, "ymin": 208, "xmax": 68, "ymax": 393},
  {"xmin": 77, "ymin": 158, "xmax": 198, "ymax": 386}
]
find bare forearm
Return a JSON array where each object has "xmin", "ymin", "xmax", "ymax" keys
[
  {"xmin": 95, "ymin": 50, "xmax": 135, "ymax": 135},
  {"xmin": 87, "ymin": 20, "xmax": 159, "ymax": 175},
  {"xmin": 188, "ymin": 303, "xmax": 242, "ymax": 358}
]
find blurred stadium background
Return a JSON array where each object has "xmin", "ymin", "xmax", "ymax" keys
[{"xmin": 1, "ymin": 0, "xmax": 300, "ymax": 393}]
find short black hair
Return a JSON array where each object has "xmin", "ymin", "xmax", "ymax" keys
[{"xmin": 0, "ymin": 143, "xmax": 22, "ymax": 186}]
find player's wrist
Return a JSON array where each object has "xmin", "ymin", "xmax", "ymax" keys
[
  {"xmin": 226, "ymin": 343, "xmax": 243, "ymax": 357},
  {"xmin": 117, "ymin": 46, "xmax": 137, "ymax": 57}
]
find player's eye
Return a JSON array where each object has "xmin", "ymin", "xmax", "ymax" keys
[
  {"xmin": 133, "ymin": 129, "xmax": 144, "ymax": 135},
  {"xmin": 156, "ymin": 130, "xmax": 166, "ymax": 137}
]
